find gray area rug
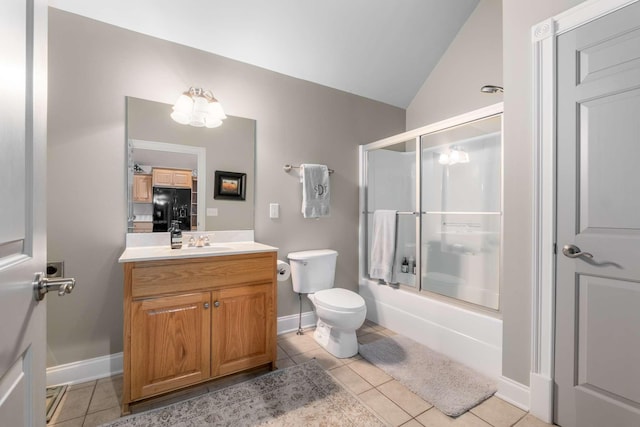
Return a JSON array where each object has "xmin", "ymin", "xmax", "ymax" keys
[
  {"xmin": 101, "ymin": 360, "xmax": 385, "ymax": 427},
  {"xmin": 359, "ymin": 335, "xmax": 496, "ymax": 417}
]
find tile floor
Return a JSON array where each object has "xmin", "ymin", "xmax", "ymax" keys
[{"xmin": 48, "ymin": 321, "xmax": 556, "ymax": 427}]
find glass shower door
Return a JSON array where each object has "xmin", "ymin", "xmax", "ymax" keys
[
  {"xmin": 365, "ymin": 138, "xmax": 418, "ymax": 287},
  {"xmin": 420, "ymin": 114, "xmax": 502, "ymax": 309}
]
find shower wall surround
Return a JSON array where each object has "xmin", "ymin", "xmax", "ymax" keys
[{"xmin": 359, "ymin": 103, "xmax": 503, "ymax": 378}]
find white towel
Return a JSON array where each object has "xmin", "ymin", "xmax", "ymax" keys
[
  {"xmin": 369, "ymin": 210, "xmax": 398, "ymax": 283},
  {"xmin": 300, "ymin": 164, "xmax": 330, "ymax": 218}
]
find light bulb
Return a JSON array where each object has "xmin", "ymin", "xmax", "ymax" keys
[
  {"xmin": 438, "ymin": 153, "xmax": 449, "ymax": 165},
  {"xmin": 192, "ymin": 96, "xmax": 209, "ymax": 115},
  {"xmin": 459, "ymin": 150, "xmax": 470, "ymax": 163},
  {"xmin": 449, "ymin": 150, "xmax": 460, "ymax": 164},
  {"xmin": 171, "ymin": 94, "xmax": 193, "ymax": 124},
  {"xmin": 170, "ymin": 111, "xmax": 190, "ymax": 125},
  {"xmin": 208, "ymin": 101, "xmax": 227, "ymax": 120},
  {"xmin": 205, "ymin": 117, "xmax": 223, "ymax": 128}
]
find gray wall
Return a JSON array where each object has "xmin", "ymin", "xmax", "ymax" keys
[
  {"xmin": 501, "ymin": 0, "xmax": 587, "ymax": 386},
  {"xmin": 406, "ymin": 0, "xmax": 503, "ymax": 129},
  {"xmin": 47, "ymin": 8, "xmax": 404, "ymax": 366}
]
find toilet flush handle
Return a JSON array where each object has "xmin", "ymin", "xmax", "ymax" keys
[{"xmin": 290, "ymin": 259, "xmax": 307, "ymax": 266}]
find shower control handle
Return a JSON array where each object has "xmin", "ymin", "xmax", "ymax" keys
[{"xmin": 562, "ymin": 244, "xmax": 593, "ymax": 259}]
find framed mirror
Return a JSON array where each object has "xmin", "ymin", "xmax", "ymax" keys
[{"xmin": 126, "ymin": 97, "xmax": 256, "ymax": 232}]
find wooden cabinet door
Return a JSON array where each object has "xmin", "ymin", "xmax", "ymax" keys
[
  {"xmin": 152, "ymin": 168, "xmax": 192, "ymax": 188},
  {"xmin": 152, "ymin": 168, "xmax": 174, "ymax": 187},
  {"xmin": 172, "ymin": 170, "xmax": 192, "ymax": 189},
  {"xmin": 132, "ymin": 174, "xmax": 152, "ymax": 202},
  {"xmin": 132, "ymin": 222, "xmax": 152, "ymax": 233},
  {"xmin": 130, "ymin": 292, "xmax": 211, "ymax": 400},
  {"xmin": 211, "ymin": 283, "xmax": 275, "ymax": 377}
]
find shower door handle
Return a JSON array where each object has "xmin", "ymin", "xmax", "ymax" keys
[{"xmin": 561, "ymin": 244, "xmax": 593, "ymax": 259}]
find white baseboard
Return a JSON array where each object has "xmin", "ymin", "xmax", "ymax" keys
[
  {"xmin": 46, "ymin": 313, "xmax": 317, "ymax": 386},
  {"xmin": 46, "ymin": 352, "xmax": 123, "ymax": 387},
  {"xmin": 496, "ymin": 375, "xmax": 530, "ymax": 411},
  {"xmin": 529, "ymin": 372, "xmax": 553, "ymax": 423},
  {"xmin": 277, "ymin": 311, "xmax": 317, "ymax": 335}
]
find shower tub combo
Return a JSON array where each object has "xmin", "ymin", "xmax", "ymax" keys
[{"xmin": 359, "ymin": 104, "xmax": 504, "ymax": 381}]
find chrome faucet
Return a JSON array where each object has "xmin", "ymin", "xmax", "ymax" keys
[
  {"xmin": 187, "ymin": 235, "xmax": 211, "ymax": 247},
  {"xmin": 190, "ymin": 235, "xmax": 210, "ymax": 247}
]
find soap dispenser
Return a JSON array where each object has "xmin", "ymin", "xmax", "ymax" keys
[{"xmin": 170, "ymin": 220, "xmax": 183, "ymax": 249}]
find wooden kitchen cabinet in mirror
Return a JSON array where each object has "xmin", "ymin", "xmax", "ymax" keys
[
  {"xmin": 152, "ymin": 167, "xmax": 192, "ymax": 189},
  {"xmin": 132, "ymin": 174, "xmax": 152, "ymax": 203}
]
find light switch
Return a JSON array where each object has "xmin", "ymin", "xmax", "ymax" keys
[
  {"xmin": 207, "ymin": 208, "xmax": 218, "ymax": 217},
  {"xmin": 269, "ymin": 203, "xmax": 279, "ymax": 219}
]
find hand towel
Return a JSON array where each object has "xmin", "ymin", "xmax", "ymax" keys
[
  {"xmin": 300, "ymin": 164, "xmax": 330, "ymax": 218},
  {"xmin": 369, "ymin": 210, "xmax": 398, "ymax": 283}
]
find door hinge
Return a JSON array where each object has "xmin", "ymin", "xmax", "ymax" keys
[{"xmin": 553, "ymin": 243, "xmax": 557, "ymax": 255}]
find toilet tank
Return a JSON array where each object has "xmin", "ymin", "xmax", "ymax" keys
[{"xmin": 287, "ymin": 249, "xmax": 338, "ymax": 293}]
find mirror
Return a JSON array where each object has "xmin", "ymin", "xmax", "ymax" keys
[{"xmin": 126, "ymin": 97, "xmax": 256, "ymax": 232}]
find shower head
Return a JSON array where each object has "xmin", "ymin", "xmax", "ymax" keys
[{"xmin": 480, "ymin": 85, "xmax": 504, "ymax": 94}]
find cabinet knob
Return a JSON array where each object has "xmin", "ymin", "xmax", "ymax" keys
[
  {"xmin": 204, "ymin": 302, "xmax": 210, "ymax": 309},
  {"xmin": 214, "ymin": 301, "xmax": 220, "ymax": 308}
]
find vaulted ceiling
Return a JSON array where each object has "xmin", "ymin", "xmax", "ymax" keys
[{"xmin": 48, "ymin": 0, "xmax": 479, "ymax": 108}]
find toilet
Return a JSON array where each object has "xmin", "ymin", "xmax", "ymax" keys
[{"xmin": 287, "ymin": 249, "xmax": 366, "ymax": 358}]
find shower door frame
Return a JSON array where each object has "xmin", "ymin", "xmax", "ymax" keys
[{"xmin": 359, "ymin": 102, "xmax": 504, "ymax": 311}]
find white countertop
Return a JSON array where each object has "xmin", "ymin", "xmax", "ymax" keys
[
  {"xmin": 119, "ymin": 241, "xmax": 277, "ymax": 263},
  {"xmin": 120, "ymin": 230, "xmax": 278, "ymax": 262}
]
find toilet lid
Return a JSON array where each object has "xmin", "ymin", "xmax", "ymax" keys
[{"xmin": 313, "ymin": 288, "xmax": 365, "ymax": 311}]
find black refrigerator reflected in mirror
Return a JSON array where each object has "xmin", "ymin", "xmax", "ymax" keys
[{"xmin": 153, "ymin": 187, "xmax": 192, "ymax": 231}]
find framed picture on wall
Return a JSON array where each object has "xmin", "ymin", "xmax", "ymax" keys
[{"xmin": 214, "ymin": 171, "xmax": 246, "ymax": 200}]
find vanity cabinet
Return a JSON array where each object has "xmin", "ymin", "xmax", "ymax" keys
[
  {"xmin": 122, "ymin": 251, "xmax": 277, "ymax": 414},
  {"xmin": 152, "ymin": 167, "xmax": 192, "ymax": 189},
  {"xmin": 132, "ymin": 174, "xmax": 152, "ymax": 203}
]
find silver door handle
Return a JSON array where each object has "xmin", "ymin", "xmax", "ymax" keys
[
  {"xmin": 562, "ymin": 244, "xmax": 593, "ymax": 259},
  {"xmin": 33, "ymin": 272, "xmax": 76, "ymax": 301}
]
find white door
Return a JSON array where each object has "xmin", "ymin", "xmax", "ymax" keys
[
  {"xmin": 0, "ymin": 0, "xmax": 48, "ymax": 425},
  {"xmin": 555, "ymin": 2, "xmax": 640, "ymax": 426}
]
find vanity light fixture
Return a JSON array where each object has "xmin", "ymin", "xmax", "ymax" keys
[{"xmin": 171, "ymin": 87, "xmax": 227, "ymax": 128}]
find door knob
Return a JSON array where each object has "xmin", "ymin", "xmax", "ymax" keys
[
  {"xmin": 562, "ymin": 244, "xmax": 593, "ymax": 259},
  {"xmin": 214, "ymin": 301, "xmax": 220, "ymax": 308},
  {"xmin": 33, "ymin": 272, "xmax": 76, "ymax": 301}
]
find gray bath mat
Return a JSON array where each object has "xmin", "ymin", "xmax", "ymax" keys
[
  {"xmin": 100, "ymin": 360, "xmax": 385, "ymax": 426},
  {"xmin": 359, "ymin": 335, "xmax": 496, "ymax": 417}
]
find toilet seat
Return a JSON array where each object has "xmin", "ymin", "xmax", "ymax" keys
[{"xmin": 313, "ymin": 288, "xmax": 365, "ymax": 312}]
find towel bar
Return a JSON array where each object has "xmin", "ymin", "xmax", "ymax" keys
[{"xmin": 284, "ymin": 164, "xmax": 334, "ymax": 174}]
